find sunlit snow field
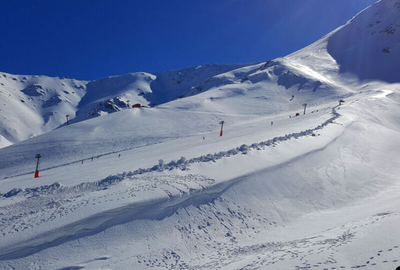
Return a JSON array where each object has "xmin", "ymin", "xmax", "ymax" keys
[{"xmin": 1, "ymin": 0, "xmax": 400, "ymax": 269}]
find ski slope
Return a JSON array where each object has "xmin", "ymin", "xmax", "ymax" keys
[
  {"xmin": 1, "ymin": 0, "xmax": 400, "ymax": 269},
  {"xmin": 1, "ymin": 84, "xmax": 400, "ymax": 269}
]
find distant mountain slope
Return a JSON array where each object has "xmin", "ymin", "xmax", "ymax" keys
[
  {"xmin": 0, "ymin": 64, "xmax": 247, "ymax": 148},
  {"xmin": 287, "ymin": 0, "xmax": 400, "ymax": 83},
  {"xmin": 327, "ymin": 0, "xmax": 400, "ymax": 82},
  {"xmin": 0, "ymin": 73, "xmax": 86, "ymax": 148}
]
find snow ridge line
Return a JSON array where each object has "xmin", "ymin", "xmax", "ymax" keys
[{"xmin": 0, "ymin": 106, "xmax": 341, "ymax": 199}]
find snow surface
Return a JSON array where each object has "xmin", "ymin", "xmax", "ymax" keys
[
  {"xmin": 0, "ymin": 63, "xmax": 247, "ymax": 149},
  {"xmin": 1, "ymin": 0, "xmax": 400, "ymax": 269}
]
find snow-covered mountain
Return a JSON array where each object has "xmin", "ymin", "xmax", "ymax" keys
[
  {"xmin": 0, "ymin": 64, "xmax": 247, "ymax": 148},
  {"xmin": 1, "ymin": 0, "xmax": 398, "ymax": 150},
  {"xmin": 280, "ymin": 0, "xmax": 400, "ymax": 89},
  {"xmin": 0, "ymin": 74, "xmax": 87, "ymax": 148},
  {"xmin": 1, "ymin": 0, "xmax": 400, "ymax": 269},
  {"xmin": 327, "ymin": 0, "xmax": 400, "ymax": 82}
]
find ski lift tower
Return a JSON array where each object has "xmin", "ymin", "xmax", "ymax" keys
[
  {"xmin": 34, "ymin": 154, "xmax": 41, "ymax": 178},
  {"xmin": 302, "ymin": 103, "xmax": 307, "ymax": 115}
]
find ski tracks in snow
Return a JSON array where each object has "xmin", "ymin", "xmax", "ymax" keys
[
  {"xmin": 0, "ymin": 103, "xmax": 399, "ymax": 269},
  {"xmin": 0, "ymin": 174, "xmax": 215, "ymax": 259},
  {"xmin": 132, "ymin": 210, "xmax": 400, "ymax": 270},
  {"xmin": 0, "ymin": 105, "xmax": 343, "ymax": 262}
]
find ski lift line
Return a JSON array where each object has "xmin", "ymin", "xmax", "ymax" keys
[
  {"xmin": 2, "ymin": 137, "xmax": 176, "ymax": 180},
  {"xmin": 2, "ymin": 105, "xmax": 343, "ymax": 195},
  {"xmin": 3, "ymin": 102, "xmax": 339, "ymax": 180},
  {"xmin": 152, "ymin": 106, "xmax": 262, "ymax": 118},
  {"xmin": 143, "ymin": 103, "xmax": 331, "ymax": 121},
  {"xmin": 4, "ymin": 104, "xmax": 333, "ymax": 180}
]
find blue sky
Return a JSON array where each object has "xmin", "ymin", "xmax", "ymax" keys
[{"xmin": 0, "ymin": 0, "xmax": 377, "ymax": 80}]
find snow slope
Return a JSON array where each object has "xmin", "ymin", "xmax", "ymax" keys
[
  {"xmin": 1, "ymin": 82, "xmax": 399, "ymax": 270},
  {"xmin": 286, "ymin": 0, "xmax": 400, "ymax": 84},
  {"xmin": 0, "ymin": 73, "xmax": 86, "ymax": 148},
  {"xmin": 327, "ymin": 0, "xmax": 400, "ymax": 82},
  {"xmin": 1, "ymin": 0, "xmax": 400, "ymax": 269},
  {"xmin": 0, "ymin": 59, "xmax": 349, "ymax": 180},
  {"xmin": 0, "ymin": 64, "xmax": 247, "ymax": 149}
]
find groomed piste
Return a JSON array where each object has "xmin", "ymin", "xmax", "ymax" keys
[{"xmin": 1, "ymin": 0, "xmax": 400, "ymax": 269}]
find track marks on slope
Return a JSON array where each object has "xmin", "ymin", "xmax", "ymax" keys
[
  {"xmin": 0, "ymin": 106, "xmax": 342, "ymax": 261},
  {"xmin": 132, "ymin": 210, "xmax": 399, "ymax": 270},
  {"xmin": 0, "ymin": 174, "xmax": 214, "ymax": 244}
]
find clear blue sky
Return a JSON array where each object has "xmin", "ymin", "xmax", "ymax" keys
[{"xmin": 0, "ymin": 0, "xmax": 377, "ymax": 80}]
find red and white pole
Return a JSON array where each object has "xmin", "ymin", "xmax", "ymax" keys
[
  {"xmin": 34, "ymin": 154, "xmax": 41, "ymax": 178},
  {"xmin": 219, "ymin": 121, "xmax": 224, "ymax": 137}
]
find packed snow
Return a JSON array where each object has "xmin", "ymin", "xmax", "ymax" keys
[{"xmin": 1, "ymin": 0, "xmax": 400, "ymax": 269}]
